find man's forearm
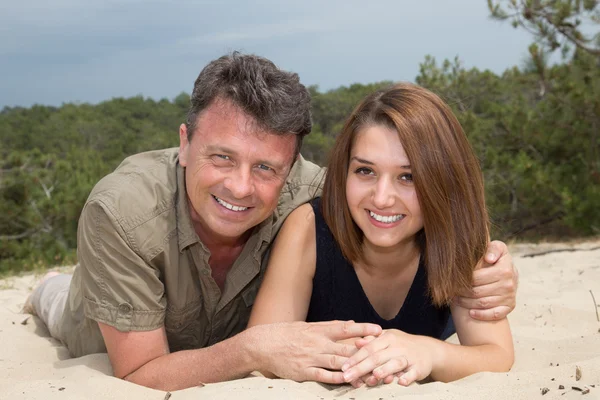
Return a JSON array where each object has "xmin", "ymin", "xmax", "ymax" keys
[{"xmin": 124, "ymin": 328, "xmax": 259, "ymax": 391}]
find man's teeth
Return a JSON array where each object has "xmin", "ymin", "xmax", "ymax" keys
[
  {"xmin": 369, "ymin": 211, "xmax": 403, "ymax": 223},
  {"xmin": 214, "ymin": 196, "xmax": 248, "ymax": 212}
]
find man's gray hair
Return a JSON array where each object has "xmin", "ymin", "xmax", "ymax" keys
[{"xmin": 186, "ymin": 51, "xmax": 312, "ymax": 155}]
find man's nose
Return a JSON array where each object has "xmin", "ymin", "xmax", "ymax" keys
[{"xmin": 224, "ymin": 167, "xmax": 255, "ymax": 199}]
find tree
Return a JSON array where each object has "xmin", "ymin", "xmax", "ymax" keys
[{"xmin": 488, "ymin": 0, "xmax": 600, "ymax": 58}]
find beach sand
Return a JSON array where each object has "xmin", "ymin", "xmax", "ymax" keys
[{"xmin": 1, "ymin": 241, "xmax": 599, "ymax": 399}]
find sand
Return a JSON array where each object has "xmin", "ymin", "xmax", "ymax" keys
[{"xmin": 1, "ymin": 241, "xmax": 599, "ymax": 400}]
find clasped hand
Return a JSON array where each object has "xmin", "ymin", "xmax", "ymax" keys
[
  {"xmin": 255, "ymin": 320, "xmax": 382, "ymax": 384},
  {"xmin": 341, "ymin": 329, "xmax": 437, "ymax": 388}
]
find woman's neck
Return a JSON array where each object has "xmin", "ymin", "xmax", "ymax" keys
[{"xmin": 359, "ymin": 238, "xmax": 421, "ymax": 277}]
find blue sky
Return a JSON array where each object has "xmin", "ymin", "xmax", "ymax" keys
[{"xmin": 0, "ymin": 1, "xmax": 535, "ymax": 109}]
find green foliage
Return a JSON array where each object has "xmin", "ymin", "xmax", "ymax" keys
[
  {"xmin": 310, "ymin": 82, "xmax": 393, "ymax": 137},
  {"xmin": 416, "ymin": 50, "xmax": 600, "ymax": 238},
  {"xmin": 2, "ymin": 36, "xmax": 600, "ymax": 273},
  {"xmin": 0, "ymin": 95, "xmax": 184, "ymax": 274},
  {"xmin": 488, "ymin": 0, "xmax": 600, "ymax": 57}
]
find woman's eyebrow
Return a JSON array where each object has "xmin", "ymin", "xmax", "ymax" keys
[{"xmin": 350, "ymin": 156, "xmax": 411, "ymax": 169}]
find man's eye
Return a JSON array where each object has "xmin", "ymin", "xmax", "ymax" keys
[
  {"xmin": 213, "ymin": 155, "xmax": 232, "ymax": 163},
  {"xmin": 257, "ymin": 164, "xmax": 273, "ymax": 172},
  {"xmin": 355, "ymin": 167, "xmax": 373, "ymax": 175}
]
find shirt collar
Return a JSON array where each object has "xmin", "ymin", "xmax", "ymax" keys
[{"xmin": 176, "ymin": 161, "xmax": 200, "ymax": 252}]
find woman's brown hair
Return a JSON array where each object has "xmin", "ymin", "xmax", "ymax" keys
[{"xmin": 321, "ymin": 83, "xmax": 489, "ymax": 306}]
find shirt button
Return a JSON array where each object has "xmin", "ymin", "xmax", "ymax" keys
[{"xmin": 118, "ymin": 303, "xmax": 132, "ymax": 313}]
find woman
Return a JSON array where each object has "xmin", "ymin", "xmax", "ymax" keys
[{"xmin": 248, "ymin": 83, "xmax": 514, "ymax": 387}]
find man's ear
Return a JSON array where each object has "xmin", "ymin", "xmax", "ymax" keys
[{"xmin": 179, "ymin": 123, "xmax": 189, "ymax": 167}]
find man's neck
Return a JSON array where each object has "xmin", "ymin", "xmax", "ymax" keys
[
  {"xmin": 194, "ymin": 222, "xmax": 251, "ymax": 256},
  {"xmin": 193, "ymin": 222, "xmax": 252, "ymax": 292}
]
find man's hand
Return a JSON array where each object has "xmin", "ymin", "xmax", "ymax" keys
[
  {"xmin": 248, "ymin": 320, "xmax": 382, "ymax": 384},
  {"xmin": 456, "ymin": 240, "xmax": 519, "ymax": 321}
]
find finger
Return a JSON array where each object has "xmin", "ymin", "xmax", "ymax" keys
[
  {"xmin": 483, "ymin": 240, "xmax": 508, "ymax": 265},
  {"xmin": 343, "ymin": 350, "xmax": 393, "ymax": 383},
  {"xmin": 356, "ymin": 372, "xmax": 372, "ymax": 387},
  {"xmin": 328, "ymin": 342, "xmax": 359, "ymax": 358},
  {"xmin": 342, "ymin": 336, "xmax": 389, "ymax": 372},
  {"xmin": 355, "ymin": 335, "xmax": 377, "ymax": 348},
  {"xmin": 398, "ymin": 366, "xmax": 419, "ymax": 386},
  {"xmin": 310, "ymin": 319, "xmax": 354, "ymax": 326},
  {"xmin": 372, "ymin": 357, "xmax": 410, "ymax": 380},
  {"xmin": 308, "ymin": 367, "xmax": 345, "ymax": 384},
  {"xmin": 472, "ymin": 265, "xmax": 508, "ymax": 287},
  {"xmin": 456, "ymin": 294, "xmax": 506, "ymax": 310},
  {"xmin": 365, "ymin": 374, "xmax": 380, "ymax": 387},
  {"xmin": 469, "ymin": 305, "xmax": 511, "ymax": 321},
  {"xmin": 471, "ymin": 279, "xmax": 507, "ymax": 299},
  {"xmin": 315, "ymin": 353, "xmax": 349, "ymax": 371},
  {"xmin": 350, "ymin": 378, "xmax": 365, "ymax": 388},
  {"xmin": 324, "ymin": 321, "xmax": 382, "ymax": 340},
  {"xmin": 383, "ymin": 374, "xmax": 395, "ymax": 384}
]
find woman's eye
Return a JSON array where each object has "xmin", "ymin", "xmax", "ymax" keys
[
  {"xmin": 355, "ymin": 167, "xmax": 373, "ymax": 175},
  {"xmin": 400, "ymin": 173, "xmax": 413, "ymax": 182}
]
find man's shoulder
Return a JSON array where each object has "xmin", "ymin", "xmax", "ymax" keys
[
  {"xmin": 273, "ymin": 155, "xmax": 326, "ymax": 234},
  {"xmin": 86, "ymin": 148, "xmax": 180, "ymax": 231},
  {"xmin": 280, "ymin": 155, "xmax": 325, "ymax": 199}
]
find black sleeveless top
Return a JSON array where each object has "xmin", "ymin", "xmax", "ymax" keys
[{"xmin": 306, "ymin": 198, "xmax": 453, "ymax": 339}]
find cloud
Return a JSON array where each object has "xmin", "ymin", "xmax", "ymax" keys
[{"xmin": 0, "ymin": 0, "xmax": 535, "ymax": 108}]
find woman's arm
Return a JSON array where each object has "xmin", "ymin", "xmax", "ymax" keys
[
  {"xmin": 248, "ymin": 203, "xmax": 317, "ymax": 327},
  {"xmin": 340, "ymin": 305, "xmax": 514, "ymax": 386},
  {"xmin": 428, "ymin": 303, "xmax": 514, "ymax": 382}
]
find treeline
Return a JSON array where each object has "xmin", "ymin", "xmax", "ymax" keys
[{"xmin": 2, "ymin": 1, "xmax": 600, "ymax": 274}]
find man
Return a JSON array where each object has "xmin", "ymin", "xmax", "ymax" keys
[{"xmin": 28, "ymin": 52, "xmax": 518, "ymax": 391}]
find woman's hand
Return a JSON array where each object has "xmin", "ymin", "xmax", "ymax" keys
[{"xmin": 341, "ymin": 329, "xmax": 440, "ymax": 387}]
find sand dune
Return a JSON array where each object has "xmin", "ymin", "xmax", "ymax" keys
[{"xmin": 1, "ymin": 241, "xmax": 599, "ymax": 399}]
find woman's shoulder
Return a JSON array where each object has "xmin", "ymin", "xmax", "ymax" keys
[
  {"xmin": 287, "ymin": 202, "xmax": 316, "ymax": 224},
  {"xmin": 278, "ymin": 203, "xmax": 317, "ymax": 246}
]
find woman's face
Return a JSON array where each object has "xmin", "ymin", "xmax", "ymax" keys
[{"xmin": 345, "ymin": 124, "xmax": 424, "ymax": 251}]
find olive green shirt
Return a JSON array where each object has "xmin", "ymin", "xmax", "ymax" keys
[{"xmin": 59, "ymin": 148, "xmax": 324, "ymax": 357}]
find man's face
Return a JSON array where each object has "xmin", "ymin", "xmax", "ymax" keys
[{"xmin": 179, "ymin": 99, "xmax": 297, "ymax": 245}]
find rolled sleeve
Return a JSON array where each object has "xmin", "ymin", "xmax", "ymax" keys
[{"xmin": 77, "ymin": 198, "xmax": 166, "ymax": 332}]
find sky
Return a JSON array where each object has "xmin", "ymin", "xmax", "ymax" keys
[{"xmin": 0, "ymin": 0, "xmax": 536, "ymax": 109}]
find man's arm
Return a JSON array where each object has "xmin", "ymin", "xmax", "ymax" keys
[
  {"xmin": 456, "ymin": 240, "xmax": 519, "ymax": 320},
  {"xmin": 99, "ymin": 322, "xmax": 257, "ymax": 390},
  {"xmin": 98, "ymin": 319, "xmax": 382, "ymax": 391}
]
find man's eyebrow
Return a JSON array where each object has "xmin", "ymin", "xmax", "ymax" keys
[
  {"xmin": 350, "ymin": 156, "xmax": 411, "ymax": 169},
  {"xmin": 205, "ymin": 145, "xmax": 236, "ymax": 154}
]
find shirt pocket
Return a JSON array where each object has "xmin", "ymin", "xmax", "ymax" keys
[{"xmin": 164, "ymin": 300, "xmax": 206, "ymax": 352}]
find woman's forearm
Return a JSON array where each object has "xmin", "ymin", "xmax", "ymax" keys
[{"xmin": 428, "ymin": 339, "xmax": 514, "ymax": 382}]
